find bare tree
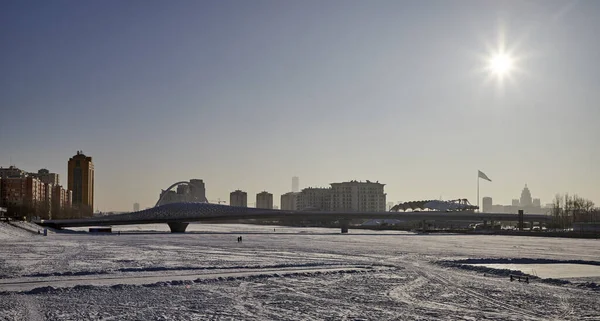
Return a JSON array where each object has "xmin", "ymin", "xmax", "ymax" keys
[{"xmin": 551, "ymin": 194, "xmax": 596, "ymax": 230}]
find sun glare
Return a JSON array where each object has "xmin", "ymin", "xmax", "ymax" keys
[{"xmin": 488, "ymin": 53, "xmax": 513, "ymax": 77}]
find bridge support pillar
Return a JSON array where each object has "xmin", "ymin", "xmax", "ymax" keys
[
  {"xmin": 168, "ymin": 222, "xmax": 189, "ymax": 233},
  {"xmin": 340, "ymin": 219, "xmax": 349, "ymax": 234},
  {"xmin": 518, "ymin": 210, "xmax": 524, "ymax": 231}
]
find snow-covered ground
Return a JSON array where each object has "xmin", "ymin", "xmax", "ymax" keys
[{"xmin": 0, "ymin": 223, "xmax": 599, "ymax": 320}]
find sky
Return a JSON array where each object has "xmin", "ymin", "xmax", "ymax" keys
[{"xmin": 1, "ymin": 0, "xmax": 599, "ymax": 211}]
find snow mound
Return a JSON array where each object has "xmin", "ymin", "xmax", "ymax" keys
[{"xmin": 0, "ymin": 222, "xmax": 32, "ymax": 239}]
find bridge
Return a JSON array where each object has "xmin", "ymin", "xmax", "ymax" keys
[
  {"xmin": 38, "ymin": 202, "xmax": 551, "ymax": 233},
  {"xmin": 37, "ymin": 180, "xmax": 552, "ymax": 233}
]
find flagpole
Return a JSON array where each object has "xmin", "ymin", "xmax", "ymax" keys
[{"xmin": 477, "ymin": 172, "xmax": 480, "ymax": 212}]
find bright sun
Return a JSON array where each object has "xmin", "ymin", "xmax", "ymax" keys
[{"xmin": 488, "ymin": 53, "xmax": 513, "ymax": 77}]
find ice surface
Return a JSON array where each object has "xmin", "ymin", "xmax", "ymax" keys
[
  {"xmin": 0, "ymin": 223, "xmax": 599, "ymax": 320},
  {"xmin": 469, "ymin": 263, "xmax": 600, "ymax": 280}
]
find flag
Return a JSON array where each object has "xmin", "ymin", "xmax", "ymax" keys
[{"xmin": 478, "ymin": 170, "xmax": 492, "ymax": 182}]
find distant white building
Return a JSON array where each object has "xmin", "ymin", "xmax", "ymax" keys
[
  {"xmin": 292, "ymin": 176, "xmax": 299, "ymax": 193},
  {"xmin": 133, "ymin": 203, "xmax": 140, "ymax": 212},
  {"xmin": 482, "ymin": 197, "xmax": 493, "ymax": 213},
  {"xmin": 281, "ymin": 192, "xmax": 299, "ymax": 211}
]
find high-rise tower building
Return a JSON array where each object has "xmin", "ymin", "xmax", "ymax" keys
[
  {"xmin": 68, "ymin": 151, "xmax": 94, "ymax": 213},
  {"xmin": 292, "ymin": 176, "xmax": 299, "ymax": 193},
  {"xmin": 133, "ymin": 203, "xmax": 140, "ymax": 212},
  {"xmin": 230, "ymin": 190, "xmax": 248, "ymax": 207},
  {"xmin": 189, "ymin": 179, "xmax": 207, "ymax": 202},
  {"xmin": 482, "ymin": 197, "xmax": 493, "ymax": 213},
  {"xmin": 520, "ymin": 184, "xmax": 533, "ymax": 207},
  {"xmin": 32, "ymin": 168, "xmax": 59, "ymax": 185},
  {"xmin": 256, "ymin": 191, "xmax": 273, "ymax": 209},
  {"xmin": 281, "ymin": 192, "xmax": 298, "ymax": 210}
]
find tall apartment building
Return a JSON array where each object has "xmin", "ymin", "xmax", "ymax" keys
[
  {"xmin": 0, "ymin": 177, "xmax": 28, "ymax": 207},
  {"xmin": 189, "ymin": 179, "xmax": 207, "ymax": 202},
  {"xmin": 68, "ymin": 151, "xmax": 94, "ymax": 212},
  {"xmin": 177, "ymin": 184, "xmax": 189, "ymax": 196},
  {"xmin": 0, "ymin": 166, "xmax": 27, "ymax": 179},
  {"xmin": 482, "ymin": 197, "xmax": 493, "ymax": 213},
  {"xmin": 0, "ymin": 177, "xmax": 47, "ymax": 217},
  {"xmin": 292, "ymin": 176, "xmax": 299, "ymax": 193},
  {"xmin": 296, "ymin": 188, "xmax": 331, "ymax": 211},
  {"xmin": 256, "ymin": 191, "xmax": 273, "ymax": 209},
  {"xmin": 280, "ymin": 192, "xmax": 299, "ymax": 211},
  {"xmin": 133, "ymin": 203, "xmax": 140, "ymax": 212},
  {"xmin": 330, "ymin": 180, "xmax": 386, "ymax": 212},
  {"xmin": 230, "ymin": 190, "xmax": 248, "ymax": 207},
  {"xmin": 158, "ymin": 190, "xmax": 179, "ymax": 205},
  {"xmin": 41, "ymin": 182, "xmax": 53, "ymax": 219},
  {"xmin": 32, "ymin": 168, "xmax": 59, "ymax": 185},
  {"xmin": 0, "ymin": 166, "xmax": 71, "ymax": 219},
  {"xmin": 51, "ymin": 185, "xmax": 72, "ymax": 219}
]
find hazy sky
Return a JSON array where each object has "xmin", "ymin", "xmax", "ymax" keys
[{"xmin": 1, "ymin": 0, "xmax": 599, "ymax": 211}]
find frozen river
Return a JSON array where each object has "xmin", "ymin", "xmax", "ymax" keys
[
  {"xmin": 469, "ymin": 263, "xmax": 600, "ymax": 280},
  {"xmin": 0, "ymin": 222, "xmax": 599, "ymax": 320}
]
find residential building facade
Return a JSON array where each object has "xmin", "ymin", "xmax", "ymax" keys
[
  {"xmin": 32, "ymin": 168, "xmax": 59, "ymax": 185},
  {"xmin": 280, "ymin": 192, "xmax": 299, "ymax": 211},
  {"xmin": 51, "ymin": 185, "xmax": 72, "ymax": 219},
  {"xmin": 330, "ymin": 180, "xmax": 386, "ymax": 212},
  {"xmin": 230, "ymin": 190, "xmax": 248, "ymax": 207},
  {"xmin": 296, "ymin": 188, "xmax": 331, "ymax": 211},
  {"xmin": 0, "ymin": 177, "xmax": 47, "ymax": 218},
  {"xmin": 0, "ymin": 166, "xmax": 27, "ymax": 179},
  {"xmin": 256, "ymin": 191, "xmax": 273, "ymax": 209}
]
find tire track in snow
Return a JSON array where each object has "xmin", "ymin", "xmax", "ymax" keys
[
  {"xmin": 22, "ymin": 296, "xmax": 43, "ymax": 321},
  {"xmin": 409, "ymin": 262, "xmax": 546, "ymax": 320}
]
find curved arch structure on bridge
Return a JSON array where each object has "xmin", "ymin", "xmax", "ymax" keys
[
  {"xmin": 155, "ymin": 181, "xmax": 208, "ymax": 207},
  {"xmin": 390, "ymin": 199, "xmax": 478, "ymax": 212},
  {"xmin": 39, "ymin": 202, "xmax": 551, "ymax": 234}
]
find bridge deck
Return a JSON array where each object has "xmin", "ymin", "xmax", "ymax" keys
[{"xmin": 38, "ymin": 203, "xmax": 551, "ymax": 229}]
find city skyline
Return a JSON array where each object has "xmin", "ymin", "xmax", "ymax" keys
[
  {"xmin": 1, "ymin": 1, "xmax": 599, "ymax": 211},
  {"xmin": 0, "ymin": 159, "xmax": 584, "ymax": 212}
]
